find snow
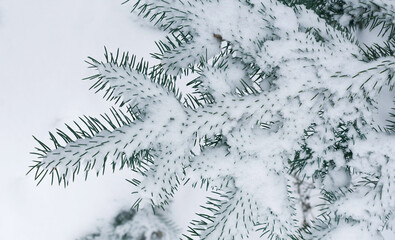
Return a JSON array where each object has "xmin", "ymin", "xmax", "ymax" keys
[
  {"xmin": 322, "ymin": 167, "xmax": 351, "ymax": 191},
  {"xmin": 1, "ymin": 0, "xmax": 394, "ymax": 239},
  {"xmin": 326, "ymin": 222, "xmax": 377, "ymax": 240},
  {"xmin": 0, "ymin": 0, "xmax": 165, "ymax": 239}
]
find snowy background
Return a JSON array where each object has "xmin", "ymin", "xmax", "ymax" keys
[{"xmin": 0, "ymin": 1, "xmax": 201, "ymax": 239}]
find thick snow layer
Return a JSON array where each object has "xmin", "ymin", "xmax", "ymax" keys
[{"xmin": 0, "ymin": 0, "xmax": 165, "ymax": 239}]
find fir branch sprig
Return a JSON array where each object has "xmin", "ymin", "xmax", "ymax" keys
[
  {"xmin": 342, "ymin": 0, "xmax": 395, "ymax": 39},
  {"xmin": 360, "ymin": 39, "xmax": 395, "ymax": 62},
  {"xmin": 126, "ymin": 0, "xmax": 188, "ymax": 32},
  {"xmin": 28, "ymin": 108, "xmax": 148, "ymax": 186}
]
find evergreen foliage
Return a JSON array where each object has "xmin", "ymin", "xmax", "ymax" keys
[
  {"xmin": 29, "ymin": 0, "xmax": 394, "ymax": 239},
  {"xmin": 79, "ymin": 208, "xmax": 179, "ymax": 240}
]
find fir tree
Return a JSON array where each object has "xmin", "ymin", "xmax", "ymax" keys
[{"xmin": 29, "ymin": 0, "xmax": 394, "ymax": 239}]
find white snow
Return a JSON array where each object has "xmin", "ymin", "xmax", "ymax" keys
[{"xmin": 1, "ymin": 0, "xmax": 394, "ymax": 239}]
